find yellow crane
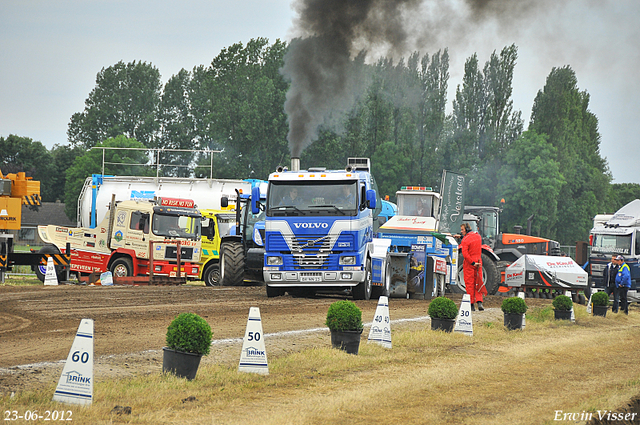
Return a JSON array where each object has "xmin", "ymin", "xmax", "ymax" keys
[{"xmin": 0, "ymin": 169, "xmax": 41, "ymax": 230}]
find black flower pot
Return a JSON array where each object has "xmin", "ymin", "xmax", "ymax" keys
[
  {"xmin": 592, "ymin": 305, "xmax": 608, "ymax": 317},
  {"xmin": 503, "ymin": 313, "xmax": 524, "ymax": 330},
  {"xmin": 430, "ymin": 317, "xmax": 456, "ymax": 332},
  {"xmin": 162, "ymin": 347, "xmax": 202, "ymax": 380},
  {"xmin": 330, "ymin": 330, "xmax": 363, "ymax": 355},
  {"xmin": 554, "ymin": 309, "xmax": 572, "ymax": 321}
]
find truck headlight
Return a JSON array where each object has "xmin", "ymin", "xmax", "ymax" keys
[
  {"xmin": 339, "ymin": 256, "xmax": 356, "ymax": 265},
  {"xmin": 254, "ymin": 227, "xmax": 263, "ymax": 246},
  {"xmin": 267, "ymin": 256, "xmax": 283, "ymax": 266}
]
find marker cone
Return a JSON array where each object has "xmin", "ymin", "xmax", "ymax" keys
[
  {"xmin": 238, "ymin": 307, "xmax": 269, "ymax": 375},
  {"xmin": 44, "ymin": 257, "xmax": 58, "ymax": 286},
  {"xmin": 368, "ymin": 296, "xmax": 392, "ymax": 348},
  {"xmin": 518, "ymin": 291, "xmax": 526, "ymax": 329},
  {"xmin": 53, "ymin": 319, "xmax": 93, "ymax": 405},
  {"xmin": 454, "ymin": 294, "xmax": 473, "ymax": 336},
  {"xmin": 565, "ymin": 291, "xmax": 575, "ymax": 322}
]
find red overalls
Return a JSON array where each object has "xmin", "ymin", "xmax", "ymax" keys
[{"xmin": 460, "ymin": 231, "xmax": 487, "ymax": 303}]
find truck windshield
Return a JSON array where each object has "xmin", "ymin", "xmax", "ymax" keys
[
  {"xmin": 591, "ymin": 233, "xmax": 632, "ymax": 255},
  {"xmin": 479, "ymin": 211, "xmax": 498, "ymax": 240},
  {"xmin": 397, "ymin": 194, "xmax": 435, "ymax": 217},
  {"xmin": 267, "ymin": 181, "xmax": 358, "ymax": 217},
  {"xmin": 152, "ymin": 213, "xmax": 201, "ymax": 240}
]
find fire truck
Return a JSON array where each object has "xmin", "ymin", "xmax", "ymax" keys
[{"xmin": 38, "ymin": 196, "xmax": 202, "ymax": 282}]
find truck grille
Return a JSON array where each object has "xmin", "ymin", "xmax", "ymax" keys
[
  {"xmin": 291, "ymin": 235, "xmax": 331, "ymax": 269},
  {"xmin": 164, "ymin": 246, "xmax": 194, "ymax": 260}
]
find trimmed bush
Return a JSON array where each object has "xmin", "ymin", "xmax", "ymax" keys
[
  {"xmin": 166, "ymin": 313, "xmax": 213, "ymax": 356},
  {"xmin": 591, "ymin": 291, "xmax": 609, "ymax": 307},
  {"xmin": 428, "ymin": 297, "xmax": 458, "ymax": 320},
  {"xmin": 326, "ymin": 300, "xmax": 363, "ymax": 332},
  {"xmin": 552, "ymin": 295, "xmax": 573, "ymax": 311},
  {"xmin": 501, "ymin": 297, "xmax": 528, "ymax": 315}
]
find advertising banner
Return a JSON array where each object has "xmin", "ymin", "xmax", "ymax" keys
[{"xmin": 438, "ymin": 170, "xmax": 465, "ymax": 234}]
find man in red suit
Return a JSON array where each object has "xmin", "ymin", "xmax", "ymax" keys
[{"xmin": 459, "ymin": 223, "xmax": 487, "ymax": 311}]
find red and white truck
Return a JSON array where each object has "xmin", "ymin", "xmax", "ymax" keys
[{"xmin": 37, "ymin": 196, "xmax": 202, "ymax": 281}]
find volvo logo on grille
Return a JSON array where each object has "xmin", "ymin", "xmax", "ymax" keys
[{"xmin": 293, "ymin": 223, "xmax": 329, "ymax": 229}]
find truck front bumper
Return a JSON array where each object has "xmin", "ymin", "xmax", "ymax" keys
[{"xmin": 263, "ymin": 269, "xmax": 365, "ymax": 287}]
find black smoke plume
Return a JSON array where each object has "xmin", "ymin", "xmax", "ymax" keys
[{"xmin": 282, "ymin": 0, "xmax": 549, "ymax": 157}]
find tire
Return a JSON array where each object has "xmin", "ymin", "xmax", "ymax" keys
[
  {"xmin": 34, "ymin": 245, "xmax": 66, "ymax": 283},
  {"xmin": 455, "ymin": 253, "xmax": 500, "ymax": 295},
  {"xmin": 110, "ymin": 257, "xmax": 133, "ymax": 278},
  {"xmin": 220, "ymin": 242, "xmax": 245, "ymax": 286},
  {"xmin": 353, "ymin": 257, "xmax": 372, "ymax": 300},
  {"xmin": 266, "ymin": 284, "xmax": 286, "ymax": 298},
  {"xmin": 203, "ymin": 263, "xmax": 220, "ymax": 287}
]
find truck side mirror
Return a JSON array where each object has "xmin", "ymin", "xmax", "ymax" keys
[
  {"xmin": 251, "ymin": 186, "xmax": 261, "ymax": 215},
  {"xmin": 366, "ymin": 189, "xmax": 377, "ymax": 210},
  {"xmin": 221, "ymin": 197, "xmax": 228, "ymax": 208}
]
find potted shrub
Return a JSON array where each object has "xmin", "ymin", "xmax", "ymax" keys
[
  {"xmin": 591, "ymin": 291, "xmax": 609, "ymax": 317},
  {"xmin": 428, "ymin": 297, "xmax": 458, "ymax": 332},
  {"xmin": 326, "ymin": 300, "xmax": 364, "ymax": 355},
  {"xmin": 163, "ymin": 312, "xmax": 212, "ymax": 380},
  {"xmin": 501, "ymin": 297, "xmax": 528, "ymax": 330},
  {"xmin": 552, "ymin": 295, "xmax": 573, "ymax": 320}
]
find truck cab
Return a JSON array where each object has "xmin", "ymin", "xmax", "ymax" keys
[
  {"xmin": 589, "ymin": 200, "xmax": 640, "ymax": 299},
  {"xmin": 261, "ymin": 158, "xmax": 380, "ymax": 299},
  {"xmin": 38, "ymin": 197, "xmax": 202, "ymax": 280}
]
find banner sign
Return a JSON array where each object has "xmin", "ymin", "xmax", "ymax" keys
[{"xmin": 438, "ymin": 171, "xmax": 465, "ymax": 234}]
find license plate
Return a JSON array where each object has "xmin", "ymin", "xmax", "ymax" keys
[{"xmin": 301, "ymin": 276, "xmax": 321, "ymax": 282}]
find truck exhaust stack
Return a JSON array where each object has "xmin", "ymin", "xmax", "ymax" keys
[{"xmin": 291, "ymin": 157, "xmax": 300, "ymax": 171}]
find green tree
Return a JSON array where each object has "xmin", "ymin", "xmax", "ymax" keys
[
  {"xmin": 64, "ymin": 136, "xmax": 152, "ymax": 220},
  {"xmin": 529, "ymin": 66, "xmax": 610, "ymax": 243},
  {"xmin": 0, "ymin": 134, "xmax": 56, "ymax": 202},
  {"xmin": 67, "ymin": 61, "xmax": 162, "ymax": 149},
  {"xmin": 498, "ymin": 130, "xmax": 565, "ymax": 238},
  {"xmin": 607, "ymin": 183, "xmax": 640, "ymax": 213},
  {"xmin": 200, "ymin": 38, "xmax": 289, "ymax": 179},
  {"xmin": 449, "ymin": 45, "xmax": 523, "ymax": 206}
]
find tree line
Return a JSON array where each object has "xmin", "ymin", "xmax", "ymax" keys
[{"xmin": 1, "ymin": 38, "xmax": 637, "ymax": 245}]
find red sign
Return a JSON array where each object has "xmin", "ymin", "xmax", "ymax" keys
[
  {"xmin": 159, "ymin": 198, "xmax": 195, "ymax": 208},
  {"xmin": 434, "ymin": 257, "xmax": 447, "ymax": 274}
]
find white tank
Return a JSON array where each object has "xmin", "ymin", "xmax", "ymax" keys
[{"xmin": 77, "ymin": 176, "xmax": 252, "ymax": 227}]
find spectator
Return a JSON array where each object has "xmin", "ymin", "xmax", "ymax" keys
[
  {"xmin": 603, "ymin": 255, "xmax": 620, "ymax": 313},
  {"xmin": 615, "ymin": 255, "xmax": 631, "ymax": 315}
]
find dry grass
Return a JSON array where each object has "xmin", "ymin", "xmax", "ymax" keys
[{"xmin": 2, "ymin": 306, "xmax": 639, "ymax": 425}]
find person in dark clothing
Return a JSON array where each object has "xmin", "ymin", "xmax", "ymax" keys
[
  {"xmin": 615, "ymin": 255, "xmax": 631, "ymax": 315},
  {"xmin": 603, "ymin": 255, "xmax": 620, "ymax": 313}
]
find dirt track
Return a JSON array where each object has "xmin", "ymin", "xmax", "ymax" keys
[{"xmin": 0, "ymin": 283, "xmax": 531, "ymax": 395}]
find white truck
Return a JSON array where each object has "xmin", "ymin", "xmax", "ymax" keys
[
  {"xmin": 589, "ymin": 199, "xmax": 640, "ymax": 302},
  {"xmin": 39, "ymin": 196, "xmax": 202, "ymax": 282}
]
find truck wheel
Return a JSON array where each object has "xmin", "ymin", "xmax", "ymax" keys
[
  {"xmin": 110, "ymin": 257, "xmax": 133, "ymax": 278},
  {"xmin": 454, "ymin": 253, "xmax": 500, "ymax": 295},
  {"xmin": 220, "ymin": 242, "xmax": 245, "ymax": 286},
  {"xmin": 203, "ymin": 263, "xmax": 220, "ymax": 287},
  {"xmin": 266, "ymin": 284, "xmax": 286, "ymax": 297},
  {"xmin": 34, "ymin": 245, "xmax": 66, "ymax": 283},
  {"xmin": 353, "ymin": 257, "xmax": 372, "ymax": 300}
]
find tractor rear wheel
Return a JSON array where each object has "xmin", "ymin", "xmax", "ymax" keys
[
  {"xmin": 220, "ymin": 242, "xmax": 245, "ymax": 286},
  {"xmin": 454, "ymin": 253, "xmax": 499, "ymax": 295}
]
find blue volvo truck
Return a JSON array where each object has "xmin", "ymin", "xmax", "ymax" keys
[{"xmin": 256, "ymin": 158, "xmax": 381, "ymax": 299}]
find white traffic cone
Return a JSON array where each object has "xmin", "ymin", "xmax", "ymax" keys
[
  {"xmin": 238, "ymin": 307, "xmax": 269, "ymax": 375},
  {"xmin": 454, "ymin": 293, "xmax": 473, "ymax": 336},
  {"xmin": 517, "ymin": 291, "xmax": 526, "ymax": 329},
  {"xmin": 564, "ymin": 291, "xmax": 575, "ymax": 322},
  {"xmin": 368, "ymin": 296, "xmax": 392, "ymax": 348},
  {"xmin": 43, "ymin": 257, "xmax": 58, "ymax": 286},
  {"xmin": 53, "ymin": 319, "xmax": 94, "ymax": 405},
  {"xmin": 586, "ymin": 290, "xmax": 593, "ymax": 314}
]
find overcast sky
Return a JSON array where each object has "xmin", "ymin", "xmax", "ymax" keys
[{"xmin": 1, "ymin": 0, "xmax": 638, "ymax": 183}]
